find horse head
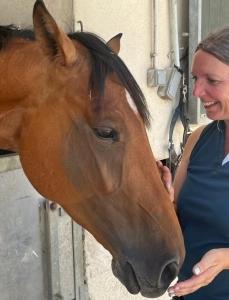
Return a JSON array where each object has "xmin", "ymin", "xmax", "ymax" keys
[{"xmin": 0, "ymin": 0, "xmax": 185, "ymax": 297}]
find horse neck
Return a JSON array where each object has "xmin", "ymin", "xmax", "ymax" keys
[{"xmin": 0, "ymin": 40, "xmax": 45, "ymax": 113}]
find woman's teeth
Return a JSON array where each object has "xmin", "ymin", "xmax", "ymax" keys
[{"xmin": 204, "ymin": 101, "xmax": 216, "ymax": 107}]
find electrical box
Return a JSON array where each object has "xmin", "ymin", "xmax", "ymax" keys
[
  {"xmin": 147, "ymin": 66, "xmax": 182, "ymax": 100},
  {"xmin": 147, "ymin": 68, "xmax": 167, "ymax": 87},
  {"xmin": 157, "ymin": 67, "xmax": 182, "ymax": 100}
]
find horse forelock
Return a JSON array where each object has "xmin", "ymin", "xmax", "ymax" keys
[
  {"xmin": 69, "ymin": 32, "xmax": 151, "ymax": 127},
  {"xmin": 0, "ymin": 26, "xmax": 150, "ymax": 127}
]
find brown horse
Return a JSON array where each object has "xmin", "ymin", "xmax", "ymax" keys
[{"xmin": 0, "ymin": 0, "xmax": 184, "ymax": 297}]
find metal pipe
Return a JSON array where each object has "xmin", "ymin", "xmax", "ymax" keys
[
  {"xmin": 151, "ymin": 0, "xmax": 159, "ymax": 68},
  {"xmin": 169, "ymin": 0, "xmax": 180, "ymax": 67},
  {"xmin": 197, "ymin": 0, "xmax": 202, "ymax": 43}
]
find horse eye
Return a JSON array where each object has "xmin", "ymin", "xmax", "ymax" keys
[{"xmin": 93, "ymin": 127, "xmax": 119, "ymax": 141}]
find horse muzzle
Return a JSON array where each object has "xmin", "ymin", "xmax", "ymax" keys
[{"xmin": 111, "ymin": 258, "xmax": 179, "ymax": 298}]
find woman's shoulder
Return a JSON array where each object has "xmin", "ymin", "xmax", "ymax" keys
[
  {"xmin": 173, "ymin": 125, "xmax": 206, "ymax": 202},
  {"xmin": 187, "ymin": 120, "xmax": 221, "ymax": 160},
  {"xmin": 182, "ymin": 125, "xmax": 206, "ymax": 161}
]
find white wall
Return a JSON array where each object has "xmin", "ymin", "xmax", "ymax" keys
[{"xmin": 0, "ymin": 0, "xmax": 73, "ymax": 32}]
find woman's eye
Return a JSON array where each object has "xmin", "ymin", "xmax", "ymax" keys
[
  {"xmin": 93, "ymin": 127, "xmax": 119, "ymax": 142},
  {"xmin": 191, "ymin": 75, "xmax": 221, "ymax": 85},
  {"xmin": 207, "ymin": 78, "xmax": 220, "ymax": 85}
]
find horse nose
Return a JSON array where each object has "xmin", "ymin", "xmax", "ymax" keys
[{"xmin": 159, "ymin": 261, "xmax": 179, "ymax": 287}]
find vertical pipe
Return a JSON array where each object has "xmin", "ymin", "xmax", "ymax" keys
[
  {"xmin": 151, "ymin": 0, "xmax": 159, "ymax": 68},
  {"xmin": 197, "ymin": 0, "xmax": 202, "ymax": 43},
  {"xmin": 169, "ymin": 0, "xmax": 180, "ymax": 67}
]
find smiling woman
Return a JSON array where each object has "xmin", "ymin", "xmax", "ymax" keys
[
  {"xmin": 0, "ymin": 0, "xmax": 184, "ymax": 298},
  {"xmin": 167, "ymin": 26, "xmax": 229, "ymax": 300}
]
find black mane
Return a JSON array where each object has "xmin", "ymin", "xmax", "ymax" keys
[
  {"xmin": 0, "ymin": 26, "xmax": 150, "ymax": 127},
  {"xmin": 0, "ymin": 25, "xmax": 35, "ymax": 49}
]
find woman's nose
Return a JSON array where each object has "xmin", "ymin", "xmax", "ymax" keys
[{"xmin": 193, "ymin": 79, "xmax": 206, "ymax": 98}]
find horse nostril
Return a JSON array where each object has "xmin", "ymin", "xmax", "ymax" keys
[{"xmin": 159, "ymin": 261, "xmax": 179, "ymax": 287}]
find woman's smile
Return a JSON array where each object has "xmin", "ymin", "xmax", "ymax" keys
[
  {"xmin": 203, "ymin": 100, "xmax": 217, "ymax": 108},
  {"xmin": 202, "ymin": 100, "xmax": 220, "ymax": 114}
]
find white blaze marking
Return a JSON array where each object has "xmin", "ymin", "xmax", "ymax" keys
[{"xmin": 125, "ymin": 90, "xmax": 138, "ymax": 115}]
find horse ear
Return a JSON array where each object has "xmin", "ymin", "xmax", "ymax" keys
[
  {"xmin": 107, "ymin": 33, "xmax": 122, "ymax": 54},
  {"xmin": 33, "ymin": 0, "xmax": 77, "ymax": 66}
]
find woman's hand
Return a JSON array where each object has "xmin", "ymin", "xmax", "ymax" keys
[
  {"xmin": 168, "ymin": 248, "xmax": 229, "ymax": 297},
  {"xmin": 156, "ymin": 161, "xmax": 174, "ymax": 202}
]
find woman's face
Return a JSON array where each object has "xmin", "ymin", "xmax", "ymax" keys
[{"xmin": 192, "ymin": 49, "xmax": 229, "ymax": 121}]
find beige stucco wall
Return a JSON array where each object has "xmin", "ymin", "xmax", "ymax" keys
[{"xmin": 0, "ymin": 0, "xmax": 73, "ymax": 32}]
